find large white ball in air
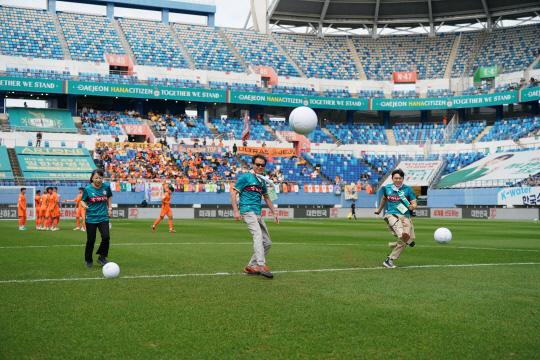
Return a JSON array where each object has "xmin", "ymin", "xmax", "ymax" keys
[{"xmin": 289, "ymin": 106, "xmax": 318, "ymax": 135}]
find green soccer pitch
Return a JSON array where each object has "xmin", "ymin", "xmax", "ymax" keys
[{"xmin": 1, "ymin": 218, "xmax": 539, "ymax": 359}]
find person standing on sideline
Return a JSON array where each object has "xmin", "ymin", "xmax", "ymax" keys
[
  {"xmin": 231, "ymin": 154, "xmax": 279, "ymax": 278},
  {"xmin": 67, "ymin": 187, "xmax": 85, "ymax": 231},
  {"xmin": 350, "ymin": 200, "xmax": 357, "ymax": 220},
  {"xmin": 375, "ymin": 169, "xmax": 417, "ymax": 268},
  {"xmin": 80, "ymin": 169, "xmax": 113, "ymax": 268},
  {"xmin": 152, "ymin": 184, "xmax": 176, "ymax": 233},
  {"xmin": 34, "ymin": 190, "xmax": 42, "ymax": 230},
  {"xmin": 18, "ymin": 188, "xmax": 27, "ymax": 230}
]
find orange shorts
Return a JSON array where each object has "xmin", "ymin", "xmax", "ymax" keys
[
  {"xmin": 160, "ymin": 209, "xmax": 172, "ymax": 218},
  {"xmin": 51, "ymin": 208, "xmax": 60, "ymax": 218},
  {"xmin": 76, "ymin": 209, "xmax": 86, "ymax": 218},
  {"xmin": 40, "ymin": 208, "xmax": 47, "ymax": 217},
  {"xmin": 18, "ymin": 210, "xmax": 27, "ymax": 218},
  {"xmin": 45, "ymin": 210, "xmax": 52, "ymax": 218}
]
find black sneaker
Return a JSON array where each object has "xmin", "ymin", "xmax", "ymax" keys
[
  {"xmin": 383, "ymin": 256, "xmax": 396, "ymax": 268},
  {"xmin": 408, "ymin": 241, "xmax": 416, "ymax": 247},
  {"xmin": 85, "ymin": 262, "xmax": 93, "ymax": 268},
  {"xmin": 96, "ymin": 256, "xmax": 109, "ymax": 266}
]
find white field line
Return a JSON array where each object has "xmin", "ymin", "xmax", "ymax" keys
[
  {"xmin": 0, "ymin": 242, "xmax": 539, "ymax": 252},
  {"xmin": 1, "ymin": 262, "xmax": 539, "ymax": 284}
]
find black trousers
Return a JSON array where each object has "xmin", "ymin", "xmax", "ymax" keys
[{"xmin": 85, "ymin": 221, "xmax": 110, "ymax": 262}]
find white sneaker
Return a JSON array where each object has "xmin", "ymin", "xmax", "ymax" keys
[
  {"xmin": 52, "ymin": 228, "xmax": 59, "ymax": 231},
  {"xmin": 73, "ymin": 227, "xmax": 80, "ymax": 230},
  {"xmin": 81, "ymin": 228, "xmax": 86, "ymax": 232}
]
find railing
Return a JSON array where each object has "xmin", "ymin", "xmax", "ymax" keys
[
  {"xmin": 8, "ymin": 125, "xmax": 79, "ymax": 134},
  {"xmin": 435, "ymin": 178, "xmax": 536, "ymax": 189}
]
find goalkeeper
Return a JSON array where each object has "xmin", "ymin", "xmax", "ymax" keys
[{"xmin": 375, "ymin": 169, "xmax": 417, "ymax": 268}]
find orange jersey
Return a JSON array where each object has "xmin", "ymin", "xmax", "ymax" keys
[
  {"xmin": 18, "ymin": 194, "xmax": 26, "ymax": 211},
  {"xmin": 35, "ymin": 195, "xmax": 41, "ymax": 208},
  {"xmin": 48, "ymin": 193, "xmax": 59, "ymax": 211},
  {"xmin": 40, "ymin": 194, "xmax": 49, "ymax": 210},
  {"xmin": 74, "ymin": 194, "xmax": 83, "ymax": 210},
  {"xmin": 161, "ymin": 193, "xmax": 171, "ymax": 212}
]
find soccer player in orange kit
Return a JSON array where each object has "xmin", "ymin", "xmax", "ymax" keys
[
  {"xmin": 67, "ymin": 187, "xmax": 86, "ymax": 231},
  {"xmin": 18, "ymin": 188, "xmax": 27, "ymax": 230},
  {"xmin": 151, "ymin": 184, "xmax": 176, "ymax": 233},
  {"xmin": 34, "ymin": 190, "xmax": 42, "ymax": 230},
  {"xmin": 40, "ymin": 187, "xmax": 51, "ymax": 230}
]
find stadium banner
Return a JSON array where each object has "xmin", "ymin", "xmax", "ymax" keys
[
  {"xmin": 519, "ymin": 86, "xmax": 540, "ymax": 102},
  {"xmin": 413, "ymin": 208, "xmax": 430, "ymax": 218},
  {"xmin": 193, "ymin": 207, "xmax": 295, "ymax": 219},
  {"xmin": 497, "ymin": 187, "xmax": 540, "ymax": 206},
  {"xmin": 66, "ymin": 81, "xmax": 225, "ymax": 102},
  {"xmin": 21, "ymin": 172, "xmax": 91, "ymax": 180},
  {"xmin": 172, "ymin": 144, "xmax": 223, "ymax": 154},
  {"xmin": 145, "ymin": 183, "xmax": 164, "ymax": 202},
  {"xmin": 488, "ymin": 208, "xmax": 538, "ymax": 220},
  {"xmin": 438, "ymin": 150, "xmax": 540, "ymax": 188},
  {"xmin": 344, "ymin": 185, "xmax": 358, "ymax": 200},
  {"xmin": 461, "ymin": 208, "xmax": 490, "ymax": 219},
  {"xmin": 238, "ymin": 146, "xmax": 296, "ymax": 157},
  {"xmin": 393, "ymin": 72, "xmax": 416, "ymax": 83},
  {"xmin": 128, "ymin": 207, "xmax": 194, "ymax": 219},
  {"xmin": 228, "ymin": 91, "xmax": 369, "ymax": 110},
  {"xmin": 381, "ymin": 161, "xmax": 442, "ymax": 186},
  {"xmin": 15, "ymin": 146, "xmax": 90, "ymax": 156},
  {"xmin": 0, "ymin": 171, "xmax": 14, "ymax": 179},
  {"xmin": 7, "ymin": 108, "xmax": 77, "ymax": 133},
  {"xmin": 18, "ymin": 156, "xmax": 96, "ymax": 172},
  {"xmin": 95, "ymin": 141, "xmax": 162, "ymax": 150},
  {"xmin": 0, "ymin": 146, "xmax": 13, "ymax": 172},
  {"xmin": 370, "ymin": 92, "xmax": 518, "ymax": 110},
  {"xmin": 430, "ymin": 208, "xmax": 462, "ymax": 219},
  {"xmin": 0, "ymin": 76, "xmax": 64, "ymax": 94},
  {"xmin": 295, "ymin": 208, "xmax": 330, "ymax": 218}
]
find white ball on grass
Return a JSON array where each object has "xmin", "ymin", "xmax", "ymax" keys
[
  {"xmin": 434, "ymin": 227, "xmax": 452, "ymax": 244},
  {"xmin": 103, "ymin": 262, "xmax": 120, "ymax": 279}
]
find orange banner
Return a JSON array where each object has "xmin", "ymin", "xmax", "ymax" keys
[{"xmin": 238, "ymin": 146, "xmax": 295, "ymax": 157}]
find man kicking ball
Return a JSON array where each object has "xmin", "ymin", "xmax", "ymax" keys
[
  {"xmin": 231, "ymin": 154, "xmax": 279, "ymax": 279},
  {"xmin": 152, "ymin": 184, "xmax": 176, "ymax": 233},
  {"xmin": 375, "ymin": 169, "xmax": 417, "ymax": 268}
]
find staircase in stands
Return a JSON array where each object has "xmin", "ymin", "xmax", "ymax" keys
[
  {"xmin": 218, "ymin": 29, "xmax": 251, "ymax": 74},
  {"xmin": 50, "ymin": 13, "xmax": 72, "ymax": 61},
  {"xmin": 302, "ymin": 156, "xmax": 333, "ymax": 183},
  {"xmin": 111, "ymin": 19, "xmax": 139, "ymax": 66},
  {"xmin": 385, "ymin": 130, "xmax": 397, "ymax": 146},
  {"xmin": 346, "ymin": 37, "xmax": 368, "ymax": 80},
  {"xmin": 7, "ymin": 148, "xmax": 24, "ymax": 186},
  {"xmin": 443, "ymin": 33, "xmax": 461, "ymax": 79},
  {"xmin": 0, "ymin": 113, "xmax": 10, "ymax": 132},
  {"xmin": 267, "ymin": 32, "xmax": 308, "ymax": 78},
  {"xmin": 168, "ymin": 24, "xmax": 197, "ymax": 70},
  {"xmin": 472, "ymin": 126, "xmax": 491, "ymax": 143}
]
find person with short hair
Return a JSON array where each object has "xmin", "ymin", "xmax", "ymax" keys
[
  {"xmin": 152, "ymin": 185, "xmax": 176, "ymax": 233},
  {"xmin": 350, "ymin": 200, "xmax": 357, "ymax": 220},
  {"xmin": 375, "ymin": 169, "xmax": 417, "ymax": 268},
  {"xmin": 67, "ymin": 187, "xmax": 86, "ymax": 231},
  {"xmin": 39, "ymin": 188, "xmax": 50, "ymax": 230},
  {"xmin": 36, "ymin": 132, "xmax": 42, "ymax": 147},
  {"xmin": 231, "ymin": 154, "xmax": 279, "ymax": 279},
  {"xmin": 80, "ymin": 169, "xmax": 113, "ymax": 268},
  {"xmin": 18, "ymin": 188, "xmax": 27, "ymax": 230},
  {"xmin": 34, "ymin": 190, "xmax": 42, "ymax": 230}
]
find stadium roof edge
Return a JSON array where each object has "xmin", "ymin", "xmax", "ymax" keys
[{"xmin": 52, "ymin": 0, "xmax": 216, "ymax": 16}]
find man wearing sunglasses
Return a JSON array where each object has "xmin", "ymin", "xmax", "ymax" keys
[{"xmin": 231, "ymin": 154, "xmax": 279, "ymax": 278}]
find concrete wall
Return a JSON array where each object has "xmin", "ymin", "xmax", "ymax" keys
[{"xmin": 427, "ymin": 188, "xmax": 499, "ymax": 207}]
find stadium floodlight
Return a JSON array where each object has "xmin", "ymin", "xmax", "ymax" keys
[{"xmin": 0, "ymin": 186, "xmax": 36, "ymax": 221}]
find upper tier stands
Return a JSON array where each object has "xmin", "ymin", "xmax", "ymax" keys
[
  {"xmin": 148, "ymin": 77, "xmax": 202, "ymax": 89},
  {"xmin": 393, "ymin": 123, "xmax": 445, "ymax": 145},
  {"xmin": 472, "ymin": 24, "xmax": 540, "ymax": 75},
  {"xmin": 0, "ymin": 7, "xmax": 63, "ymax": 60},
  {"xmin": 222, "ymin": 28, "xmax": 300, "ymax": 77},
  {"xmin": 449, "ymin": 120, "xmax": 486, "ymax": 144},
  {"xmin": 58, "ymin": 12, "xmax": 124, "ymax": 62},
  {"xmin": 210, "ymin": 118, "xmax": 274, "ymax": 142},
  {"xmin": 303, "ymin": 153, "xmax": 380, "ymax": 185},
  {"xmin": 269, "ymin": 85, "xmax": 317, "ymax": 96},
  {"xmin": 268, "ymin": 121, "xmax": 334, "ymax": 144},
  {"xmin": 451, "ymin": 31, "xmax": 481, "ymax": 77},
  {"xmin": 352, "ymin": 33, "xmax": 454, "ymax": 80},
  {"xmin": 7, "ymin": 67, "xmax": 71, "ymax": 80},
  {"xmin": 427, "ymin": 89, "xmax": 455, "ymax": 97},
  {"xmin": 274, "ymin": 33, "xmax": 358, "ymax": 80},
  {"xmin": 479, "ymin": 117, "xmax": 540, "ymax": 142},
  {"xmin": 119, "ymin": 18, "xmax": 189, "ymax": 69},
  {"xmin": 325, "ymin": 123, "xmax": 388, "ymax": 145},
  {"xmin": 174, "ymin": 23, "xmax": 243, "ymax": 73},
  {"xmin": 209, "ymin": 81, "xmax": 264, "ymax": 92}
]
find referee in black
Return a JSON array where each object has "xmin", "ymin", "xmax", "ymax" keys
[{"xmin": 350, "ymin": 200, "xmax": 357, "ymax": 220}]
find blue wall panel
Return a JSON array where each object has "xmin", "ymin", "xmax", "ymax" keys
[{"xmin": 427, "ymin": 188, "xmax": 499, "ymax": 207}]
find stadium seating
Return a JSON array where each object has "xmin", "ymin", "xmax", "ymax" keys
[
  {"xmin": 274, "ymin": 33, "xmax": 358, "ymax": 80},
  {"xmin": 303, "ymin": 153, "xmax": 380, "ymax": 185},
  {"xmin": 439, "ymin": 151, "xmax": 487, "ymax": 177},
  {"xmin": 325, "ymin": 89, "xmax": 352, "ymax": 98},
  {"xmin": 119, "ymin": 18, "xmax": 190, "ymax": 69},
  {"xmin": 357, "ymin": 90, "xmax": 384, "ymax": 99},
  {"xmin": 461, "ymin": 86, "xmax": 489, "ymax": 96},
  {"xmin": 222, "ymin": 28, "xmax": 300, "ymax": 77},
  {"xmin": 393, "ymin": 123, "xmax": 445, "ymax": 145},
  {"xmin": 6, "ymin": 67, "xmax": 71, "ymax": 80},
  {"xmin": 238, "ymin": 154, "xmax": 316, "ymax": 185},
  {"xmin": 0, "ymin": 7, "xmax": 63, "ymax": 60},
  {"xmin": 325, "ymin": 123, "xmax": 388, "ymax": 145},
  {"xmin": 362, "ymin": 154, "xmax": 398, "ymax": 175},
  {"xmin": 267, "ymin": 120, "xmax": 334, "ymax": 144},
  {"xmin": 494, "ymin": 82, "xmax": 519, "ymax": 93},
  {"xmin": 174, "ymin": 24, "xmax": 243, "ymax": 73},
  {"xmin": 392, "ymin": 90, "xmax": 419, "ymax": 99},
  {"xmin": 58, "ymin": 12, "xmax": 124, "ymax": 62},
  {"xmin": 451, "ymin": 31, "xmax": 481, "ymax": 77},
  {"xmin": 157, "ymin": 117, "xmax": 214, "ymax": 139},
  {"xmin": 479, "ymin": 117, "xmax": 540, "ymax": 142},
  {"xmin": 426, "ymin": 89, "xmax": 455, "ymax": 97},
  {"xmin": 269, "ymin": 85, "xmax": 317, "ymax": 96},
  {"xmin": 209, "ymin": 81, "xmax": 263, "ymax": 92},
  {"xmin": 78, "ymin": 72, "xmax": 140, "ymax": 84},
  {"xmin": 352, "ymin": 33, "xmax": 454, "ymax": 80},
  {"xmin": 473, "ymin": 24, "xmax": 540, "ymax": 75},
  {"xmin": 449, "ymin": 121, "xmax": 486, "ymax": 144},
  {"xmin": 148, "ymin": 77, "xmax": 202, "ymax": 89},
  {"xmin": 210, "ymin": 118, "xmax": 274, "ymax": 142}
]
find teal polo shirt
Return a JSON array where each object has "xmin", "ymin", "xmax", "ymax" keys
[
  {"xmin": 383, "ymin": 184, "xmax": 416, "ymax": 217},
  {"xmin": 233, "ymin": 172, "xmax": 268, "ymax": 215}
]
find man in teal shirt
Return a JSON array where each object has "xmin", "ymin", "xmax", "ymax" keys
[
  {"xmin": 375, "ymin": 169, "xmax": 418, "ymax": 268},
  {"xmin": 231, "ymin": 154, "xmax": 279, "ymax": 278}
]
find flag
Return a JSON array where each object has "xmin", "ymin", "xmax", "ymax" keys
[{"xmin": 242, "ymin": 111, "xmax": 250, "ymax": 141}]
